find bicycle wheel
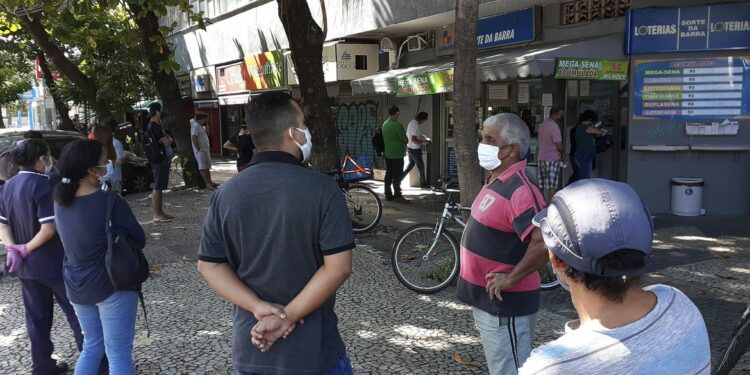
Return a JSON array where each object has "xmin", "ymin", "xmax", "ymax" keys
[
  {"xmin": 392, "ymin": 224, "xmax": 460, "ymax": 294},
  {"xmin": 715, "ymin": 305, "xmax": 750, "ymax": 375},
  {"xmin": 345, "ymin": 184, "xmax": 382, "ymax": 234},
  {"xmin": 539, "ymin": 261, "xmax": 560, "ymax": 291}
]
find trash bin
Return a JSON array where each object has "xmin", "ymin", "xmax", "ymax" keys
[{"xmin": 671, "ymin": 178, "xmax": 705, "ymax": 216}]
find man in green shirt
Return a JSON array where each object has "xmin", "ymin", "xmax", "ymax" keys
[{"xmin": 382, "ymin": 106, "xmax": 409, "ymax": 203}]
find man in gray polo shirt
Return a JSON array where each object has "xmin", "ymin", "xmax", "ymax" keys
[{"xmin": 198, "ymin": 92, "xmax": 355, "ymax": 375}]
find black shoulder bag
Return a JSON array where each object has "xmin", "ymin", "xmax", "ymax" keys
[{"xmin": 105, "ymin": 192, "xmax": 151, "ymax": 335}]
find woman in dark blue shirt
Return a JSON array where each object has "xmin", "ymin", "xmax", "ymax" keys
[
  {"xmin": 0, "ymin": 138, "xmax": 83, "ymax": 374},
  {"xmin": 54, "ymin": 140, "xmax": 145, "ymax": 375}
]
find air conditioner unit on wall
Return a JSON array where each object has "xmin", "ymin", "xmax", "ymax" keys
[
  {"xmin": 407, "ymin": 35, "xmax": 428, "ymax": 51},
  {"xmin": 379, "ymin": 38, "xmax": 396, "ymax": 71},
  {"xmin": 195, "ymin": 74, "xmax": 209, "ymax": 93}
]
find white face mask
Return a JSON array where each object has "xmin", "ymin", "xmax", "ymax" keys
[
  {"xmin": 477, "ymin": 143, "xmax": 502, "ymax": 171},
  {"xmin": 289, "ymin": 128, "xmax": 312, "ymax": 162},
  {"xmin": 554, "ymin": 268, "xmax": 571, "ymax": 292}
]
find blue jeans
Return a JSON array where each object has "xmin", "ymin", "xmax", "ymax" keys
[
  {"xmin": 237, "ymin": 355, "xmax": 354, "ymax": 375},
  {"xmin": 72, "ymin": 291, "xmax": 138, "ymax": 375},
  {"xmin": 403, "ymin": 148, "xmax": 426, "ymax": 186},
  {"xmin": 574, "ymin": 153, "xmax": 595, "ymax": 180}
]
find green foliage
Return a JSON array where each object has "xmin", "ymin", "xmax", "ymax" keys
[
  {"xmin": 0, "ymin": 50, "xmax": 33, "ymax": 106},
  {"xmin": 0, "ymin": 13, "xmax": 33, "ymax": 107},
  {"xmin": 0, "ymin": 0, "xmax": 206, "ymax": 113}
]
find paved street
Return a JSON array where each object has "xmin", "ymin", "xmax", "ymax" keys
[{"xmin": 1, "ymin": 160, "xmax": 748, "ymax": 374}]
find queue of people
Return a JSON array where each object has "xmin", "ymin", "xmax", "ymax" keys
[{"xmin": 2, "ymin": 92, "xmax": 711, "ymax": 375}]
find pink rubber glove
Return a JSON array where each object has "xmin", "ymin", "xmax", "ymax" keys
[
  {"xmin": 7, "ymin": 244, "xmax": 30, "ymax": 258},
  {"xmin": 5, "ymin": 248, "xmax": 22, "ymax": 273}
]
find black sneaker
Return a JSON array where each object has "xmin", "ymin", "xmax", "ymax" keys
[{"xmin": 56, "ymin": 361, "xmax": 69, "ymax": 374}]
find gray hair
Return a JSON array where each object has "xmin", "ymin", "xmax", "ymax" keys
[{"xmin": 482, "ymin": 113, "xmax": 530, "ymax": 159}]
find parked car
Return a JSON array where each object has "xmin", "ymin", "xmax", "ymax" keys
[{"xmin": 0, "ymin": 129, "xmax": 153, "ymax": 194}]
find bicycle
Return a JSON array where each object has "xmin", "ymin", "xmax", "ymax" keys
[
  {"xmin": 714, "ymin": 304, "xmax": 750, "ymax": 375},
  {"xmin": 327, "ymin": 157, "xmax": 383, "ymax": 234},
  {"xmin": 391, "ymin": 177, "xmax": 560, "ymax": 294}
]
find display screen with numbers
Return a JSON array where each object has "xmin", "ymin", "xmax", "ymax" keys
[{"xmin": 633, "ymin": 57, "xmax": 750, "ymax": 120}]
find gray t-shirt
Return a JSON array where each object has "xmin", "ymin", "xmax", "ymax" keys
[
  {"xmin": 519, "ymin": 284, "xmax": 711, "ymax": 375},
  {"xmin": 198, "ymin": 151, "xmax": 355, "ymax": 375},
  {"xmin": 190, "ymin": 119, "xmax": 210, "ymax": 153}
]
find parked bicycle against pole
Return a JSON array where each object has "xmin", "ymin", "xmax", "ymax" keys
[
  {"xmin": 327, "ymin": 156, "xmax": 383, "ymax": 234},
  {"xmin": 391, "ymin": 177, "xmax": 560, "ymax": 294}
]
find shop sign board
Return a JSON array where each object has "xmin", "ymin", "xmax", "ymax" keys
[
  {"xmin": 555, "ymin": 58, "xmax": 629, "ymax": 80},
  {"xmin": 244, "ymin": 51, "xmax": 286, "ymax": 90},
  {"xmin": 436, "ymin": 7, "xmax": 537, "ymax": 56},
  {"xmin": 633, "ymin": 57, "xmax": 750, "ymax": 120},
  {"xmin": 396, "ymin": 69, "xmax": 454, "ymax": 97},
  {"xmin": 626, "ymin": 3, "xmax": 750, "ymax": 54},
  {"xmin": 216, "ymin": 62, "xmax": 248, "ymax": 94}
]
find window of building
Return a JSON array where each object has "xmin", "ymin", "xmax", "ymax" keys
[{"xmin": 561, "ymin": 0, "xmax": 630, "ymax": 25}]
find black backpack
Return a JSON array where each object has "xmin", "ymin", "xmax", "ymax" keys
[
  {"xmin": 372, "ymin": 127, "xmax": 385, "ymax": 156},
  {"xmin": 104, "ymin": 192, "xmax": 151, "ymax": 334},
  {"xmin": 141, "ymin": 125, "xmax": 164, "ymax": 164}
]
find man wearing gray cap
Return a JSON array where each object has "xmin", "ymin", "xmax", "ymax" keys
[{"xmin": 519, "ymin": 179, "xmax": 710, "ymax": 375}]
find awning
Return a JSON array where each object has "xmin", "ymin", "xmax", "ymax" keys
[
  {"xmin": 351, "ymin": 33, "xmax": 625, "ymax": 96},
  {"xmin": 350, "ymin": 59, "xmax": 453, "ymax": 96}
]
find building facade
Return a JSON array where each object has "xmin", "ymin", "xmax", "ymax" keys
[{"xmin": 165, "ymin": 0, "xmax": 750, "ymax": 215}]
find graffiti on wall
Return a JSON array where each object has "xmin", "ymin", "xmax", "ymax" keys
[{"xmin": 337, "ymin": 101, "xmax": 379, "ymax": 168}]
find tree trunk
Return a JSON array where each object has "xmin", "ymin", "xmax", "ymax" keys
[
  {"xmin": 18, "ymin": 14, "xmax": 111, "ymax": 120},
  {"xmin": 37, "ymin": 51, "xmax": 74, "ymax": 131},
  {"xmin": 453, "ymin": 0, "xmax": 483, "ymax": 208},
  {"xmin": 0, "ymin": 108, "xmax": 5, "ymax": 129},
  {"xmin": 127, "ymin": 1, "xmax": 202, "ymax": 188},
  {"xmin": 278, "ymin": 0, "xmax": 338, "ymax": 171}
]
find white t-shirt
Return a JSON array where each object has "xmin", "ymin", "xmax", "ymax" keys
[
  {"xmin": 190, "ymin": 119, "xmax": 210, "ymax": 153},
  {"xmin": 519, "ymin": 284, "xmax": 711, "ymax": 375},
  {"xmin": 406, "ymin": 120, "xmax": 425, "ymax": 150}
]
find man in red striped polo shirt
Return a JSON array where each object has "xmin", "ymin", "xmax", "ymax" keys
[{"xmin": 457, "ymin": 113, "xmax": 549, "ymax": 375}]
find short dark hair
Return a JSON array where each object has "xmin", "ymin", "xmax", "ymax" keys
[
  {"xmin": 54, "ymin": 140, "xmax": 103, "ymax": 207},
  {"xmin": 148, "ymin": 102, "xmax": 162, "ymax": 117},
  {"xmin": 559, "ymin": 249, "xmax": 647, "ymax": 302},
  {"xmin": 12, "ymin": 139, "xmax": 49, "ymax": 168},
  {"xmin": 416, "ymin": 112, "xmax": 429, "ymax": 121},
  {"xmin": 388, "ymin": 106, "xmax": 400, "ymax": 116},
  {"xmin": 240, "ymin": 125, "xmax": 248, "ymax": 131},
  {"xmin": 579, "ymin": 109, "xmax": 598, "ymax": 123},
  {"xmin": 549, "ymin": 106, "xmax": 564, "ymax": 117},
  {"xmin": 244, "ymin": 92, "xmax": 299, "ymax": 148},
  {"xmin": 194, "ymin": 112, "xmax": 208, "ymax": 121},
  {"xmin": 23, "ymin": 130, "xmax": 44, "ymax": 140}
]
